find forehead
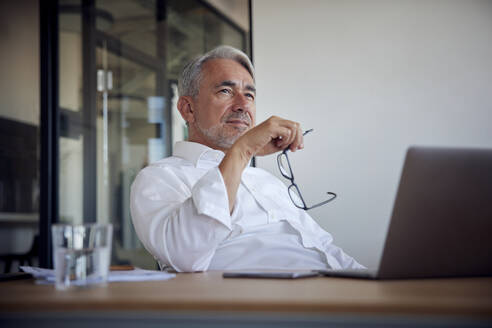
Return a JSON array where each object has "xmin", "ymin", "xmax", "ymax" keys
[{"xmin": 200, "ymin": 59, "xmax": 254, "ymax": 87}]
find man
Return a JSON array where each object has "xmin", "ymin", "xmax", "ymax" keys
[{"xmin": 130, "ymin": 46, "xmax": 363, "ymax": 272}]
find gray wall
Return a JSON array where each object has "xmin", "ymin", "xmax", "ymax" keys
[
  {"xmin": 0, "ymin": 0, "xmax": 39, "ymax": 126},
  {"xmin": 252, "ymin": 0, "xmax": 492, "ymax": 268}
]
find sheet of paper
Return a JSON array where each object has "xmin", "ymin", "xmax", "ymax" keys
[{"xmin": 20, "ymin": 266, "xmax": 175, "ymax": 283}]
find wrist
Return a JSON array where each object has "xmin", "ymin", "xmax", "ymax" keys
[{"xmin": 228, "ymin": 142, "xmax": 253, "ymax": 168}]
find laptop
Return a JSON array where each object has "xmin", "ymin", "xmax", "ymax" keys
[{"xmin": 317, "ymin": 146, "xmax": 492, "ymax": 279}]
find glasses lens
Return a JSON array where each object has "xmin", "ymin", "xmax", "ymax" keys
[
  {"xmin": 278, "ymin": 153, "xmax": 292, "ymax": 179},
  {"xmin": 288, "ymin": 184, "xmax": 305, "ymax": 208}
]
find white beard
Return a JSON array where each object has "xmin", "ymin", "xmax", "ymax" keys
[{"xmin": 195, "ymin": 122, "xmax": 245, "ymax": 149}]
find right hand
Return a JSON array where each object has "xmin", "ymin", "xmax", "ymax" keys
[{"xmin": 233, "ymin": 116, "xmax": 304, "ymax": 159}]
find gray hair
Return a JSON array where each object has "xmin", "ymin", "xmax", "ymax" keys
[{"xmin": 178, "ymin": 45, "xmax": 255, "ymax": 98}]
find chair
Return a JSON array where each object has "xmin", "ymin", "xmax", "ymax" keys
[{"xmin": 0, "ymin": 234, "xmax": 39, "ymax": 273}]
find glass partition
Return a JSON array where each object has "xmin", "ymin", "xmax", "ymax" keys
[{"xmin": 58, "ymin": 0, "xmax": 250, "ymax": 269}]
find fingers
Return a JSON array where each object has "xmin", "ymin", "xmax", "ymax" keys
[
  {"xmin": 242, "ymin": 116, "xmax": 304, "ymax": 157},
  {"xmin": 289, "ymin": 122, "xmax": 304, "ymax": 152},
  {"xmin": 273, "ymin": 126, "xmax": 295, "ymax": 150},
  {"xmin": 274, "ymin": 120, "xmax": 303, "ymax": 152}
]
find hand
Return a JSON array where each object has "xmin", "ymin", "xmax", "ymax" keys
[
  {"xmin": 233, "ymin": 116, "xmax": 304, "ymax": 159},
  {"xmin": 220, "ymin": 116, "xmax": 303, "ymax": 213}
]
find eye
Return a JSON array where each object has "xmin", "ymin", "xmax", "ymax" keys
[
  {"xmin": 245, "ymin": 93, "xmax": 255, "ymax": 100},
  {"xmin": 219, "ymin": 88, "xmax": 231, "ymax": 95}
]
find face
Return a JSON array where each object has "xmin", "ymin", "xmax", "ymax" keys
[{"xmin": 180, "ymin": 58, "xmax": 256, "ymax": 151}]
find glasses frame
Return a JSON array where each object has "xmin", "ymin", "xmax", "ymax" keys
[{"xmin": 276, "ymin": 130, "xmax": 337, "ymax": 210}]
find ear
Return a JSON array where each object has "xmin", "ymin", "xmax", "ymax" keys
[{"xmin": 177, "ymin": 96, "xmax": 196, "ymax": 124}]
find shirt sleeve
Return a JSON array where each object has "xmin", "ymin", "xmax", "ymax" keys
[{"xmin": 130, "ymin": 166, "xmax": 232, "ymax": 272}]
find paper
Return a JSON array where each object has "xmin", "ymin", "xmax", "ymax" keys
[{"xmin": 20, "ymin": 266, "xmax": 175, "ymax": 284}]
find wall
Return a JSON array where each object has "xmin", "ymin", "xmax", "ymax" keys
[
  {"xmin": 0, "ymin": 0, "xmax": 39, "ymax": 126},
  {"xmin": 252, "ymin": 0, "xmax": 492, "ymax": 268}
]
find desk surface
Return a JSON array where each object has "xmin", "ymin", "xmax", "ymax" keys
[{"xmin": 1, "ymin": 272, "xmax": 491, "ymax": 317}]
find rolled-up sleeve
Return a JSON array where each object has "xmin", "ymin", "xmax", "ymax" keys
[{"xmin": 130, "ymin": 166, "xmax": 232, "ymax": 272}]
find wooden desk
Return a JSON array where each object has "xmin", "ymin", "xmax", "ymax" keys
[{"xmin": 1, "ymin": 272, "xmax": 491, "ymax": 327}]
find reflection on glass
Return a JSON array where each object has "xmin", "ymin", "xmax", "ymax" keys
[
  {"xmin": 59, "ymin": 0, "xmax": 84, "ymax": 225},
  {"xmin": 59, "ymin": 0, "xmax": 83, "ymax": 112},
  {"xmin": 95, "ymin": 44, "xmax": 159, "ymax": 267},
  {"xmin": 96, "ymin": 0, "xmax": 158, "ymax": 58},
  {"xmin": 166, "ymin": 0, "xmax": 247, "ymax": 80},
  {"xmin": 59, "ymin": 136, "xmax": 84, "ymax": 224}
]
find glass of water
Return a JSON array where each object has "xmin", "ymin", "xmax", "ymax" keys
[{"xmin": 52, "ymin": 223, "xmax": 113, "ymax": 290}]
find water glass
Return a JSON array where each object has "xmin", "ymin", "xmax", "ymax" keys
[{"xmin": 52, "ymin": 223, "xmax": 113, "ymax": 290}]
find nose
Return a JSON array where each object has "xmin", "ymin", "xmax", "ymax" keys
[{"xmin": 232, "ymin": 93, "xmax": 250, "ymax": 112}]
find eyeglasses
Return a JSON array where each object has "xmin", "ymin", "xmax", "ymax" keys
[{"xmin": 277, "ymin": 129, "xmax": 337, "ymax": 210}]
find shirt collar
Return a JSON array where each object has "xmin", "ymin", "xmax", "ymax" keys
[{"xmin": 173, "ymin": 141, "xmax": 225, "ymax": 167}]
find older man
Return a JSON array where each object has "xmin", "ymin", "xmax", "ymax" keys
[{"xmin": 130, "ymin": 46, "xmax": 363, "ymax": 272}]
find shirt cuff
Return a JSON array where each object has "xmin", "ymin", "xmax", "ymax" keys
[{"xmin": 191, "ymin": 167, "xmax": 232, "ymax": 230}]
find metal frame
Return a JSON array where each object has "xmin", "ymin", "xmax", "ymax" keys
[
  {"xmin": 94, "ymin": 31, "xmax": 165, "ymax": 71},
  {"xmin": 248, "ymin": 0, "xmax": 253, "ymax": 60},
  {"xmin": 39, "ymin": 0, "xmax": 59, "ymax": 268},
  {"xmin": 248, "ymin": 0, "xmax": 255, "ymax": 167},
  {"xmin": 156, "ymin": 0, "xmax": 169, "ymax": 148},
  {"xmin": 82, "ymin": 0, "xmax": 98, "ymax": 223}
]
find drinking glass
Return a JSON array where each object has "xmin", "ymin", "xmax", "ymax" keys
[{"xmin": 51, "ymin": 223, "xmax": 112, "ymax": 290}]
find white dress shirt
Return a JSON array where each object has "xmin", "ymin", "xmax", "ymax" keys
[{"xmin": 130, "ymin": 141, "xmax": 364, "ymax": 272}]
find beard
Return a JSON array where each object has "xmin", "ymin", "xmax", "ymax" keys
[{"xmin": 195, "ymin": 111, "xmax": 252, "ymax": 149}]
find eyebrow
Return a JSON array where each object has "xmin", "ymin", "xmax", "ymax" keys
[{"xmin": 215, "ymin": 80, "xmax": 256, "ymax": 94}]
